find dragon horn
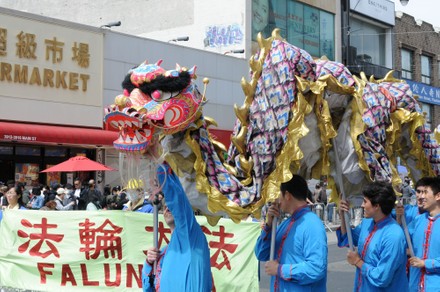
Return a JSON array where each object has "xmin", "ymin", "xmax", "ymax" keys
[
  {"xmin": 156, "ymin": 59, "xmax": 163, "ymax": 66},
  {"xmin": 175, "ymin": 63, "xmax": 181, "ymax": 71},
  {"xmin": 188, "ymin": 66, "xmax": 197, "ymax": 78}
]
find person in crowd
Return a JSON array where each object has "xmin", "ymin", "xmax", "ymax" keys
[
  {"xmin": 54, "ymin": 187, "xmax": 75, "ymax": 211},
  {"xmin": 72, "ymin": 179, "xmax": 84, "ymax": 208},
  {"xmin": 123, "ymin": 189, "xmax": 154, "ymax": 213},
  {"xmin": 18, "ymin": 182, "xmax": 31, "ymax": 206},
  {"xmin": 44, "ymin": 183, "xmax": 59, "ymax": 205},
  {"xmin": 6, "ymin": 180, "xmax": 15, "ymax": 189},
  {"xmin": 0, "ymin": 185, "xmax": 8, "ymax": 209},
  {"xmin": 142, "ymin": 164, "xmax": 212, "ymax": 292},
  {"xmin": 78, "ymin": 179, "xmax": 102, "ymax": 210},
  {"xmin": 4, "ymin": 186, "xmax": 28, "ymax": 210},
  {"xmin": 254, "ymin": 174, "xmax": 327, "ymax": 291},
  {"xmin": 102, "ymin": 184, "xmax": 111, "ymax": 209},
  {"xmin": 63, "ymin": 183, "xmax": 77, "ymax": 210},
  {"xmin": 314, "ymin": 182, "xmax": 327, "ymax": 205},
  {"xmin": 401, "ymin": 176, "xmax": 414, "ymax": 203},
  {"xmin": 86, "ymin": 192, "xmax": 103, "ymax": 211},
  {"xmin": 0, "ymin": 185, "xmax": 28, "ymax": 222},
  {"xmin": 407, "ymin": 176, "xmax": 440, "ymax": 292},
  {"xmin": 393, "ymin": 177, "xmax": 428, "ymax": 226},
  {"xmin": 39, "ymin": 200, "xmax": 57, "ymax": 211},
  {"xmin": 337, "ymin": 181, "xmax": 409, "ymax": 291},
  {"xmin": 306, "ymin": 188, "xmax": 314, "ymax": 205},
  {"xmin": 107, "ymin": 185, "xmax": 121, "ymax": 210},
  {"xmin": 27, "ymin": 186, "xmax": 44, "ymax": 210},
  {"xmin": 114, "ymin": 189, "xmax": 129, "ymax": 210}
]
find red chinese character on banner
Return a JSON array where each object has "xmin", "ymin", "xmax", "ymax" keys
[
  {"xmin": 17, "ymin": 218, "xmax": 64, "ymax": 258},
  {"xmin": 143, "ymin": 222, "xmax": 172, "ymax": 256},
  {"xmin": 202, "ymin": 225, "xmax": 238, "ymax": 270},
  {"xmin": 78, "ymin": 218, "xmax": 123, "ymax": 260}
]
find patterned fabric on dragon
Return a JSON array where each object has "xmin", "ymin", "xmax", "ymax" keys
[{"xmin": 104, "ymin": 30, "xmax": 440, "ymax": 225}]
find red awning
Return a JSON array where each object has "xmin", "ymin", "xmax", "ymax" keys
[
  {"xmin": 0, "ymin": 121, "xmax": 118, "ymax": 146},
  {"xmin": 209, "ymin": 129, "xmax": 232, "ymax": 148}
]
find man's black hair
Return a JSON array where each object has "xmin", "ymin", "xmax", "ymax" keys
[
  {"xmin": 362, "ymin": 181, "xmax": 396, "ymax": 215},
  {"xmin": 421, "ymin": 176, "xmax": 440, "ymax": 195},
  {"xmin": 280, "ymin": 175, "xmax": 308, "ymax": 201}
]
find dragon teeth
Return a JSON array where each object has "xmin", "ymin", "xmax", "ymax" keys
[
  {"xmin": 117, "ymin": 134, "xmax": 124, "ymax": 143},
  {"xmin": 135, "ymin": 130, "xmax": 146, "ymax": 142},
  {"xmin": 124, "ymin": 136, "xmax": 131, "ymax": 143}
]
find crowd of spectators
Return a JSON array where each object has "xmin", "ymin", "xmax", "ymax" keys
[{"xmin": 0, "ymin": 179, "xmax": 164, "ymax": 214}]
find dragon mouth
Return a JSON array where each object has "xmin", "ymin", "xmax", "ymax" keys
[{"xmin": 104, "ymin": 109, "xmax": 154, "ymax": 152}]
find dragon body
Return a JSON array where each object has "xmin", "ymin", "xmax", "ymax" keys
[{"xmin": 105, "ymin": 30, "xmax": 440, "ymax": 224}]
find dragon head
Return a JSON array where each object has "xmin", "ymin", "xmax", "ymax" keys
[{"xmin": 104, "ymin": 60, "xmax": 204, "ymax": 152}]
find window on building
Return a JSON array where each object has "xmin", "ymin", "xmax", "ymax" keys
[
  {"xmin": 15, "ymin": 146, "xmax": 41, "ymax": 156},
  {"xmin": 0, "ymin": 146, "xmax": 13, "ymax": 155},
  {"xmin": 421, "ymin": 102, "xmax": 432, "ymax": 130},
  {"xmin": 401, "ymin": 49, "xmax": 413, "ymax": 80},
  {"xmin": 438, "ymin": 61, "xmax": 440, "ymax": 82},
  {"xmin": 252, "ymin": 0, "xmax": 335, "ymax": 59},
  {"xmin": 45, "ymin": 147, "xmax": 67, "ymax": 157},
  {"xmin": 421, "ymin": 55, "xmax": 431, "ymax": 84},
  {"xmin": 350, "ymin": 18, "xmax": 386, "ymax": 67}
]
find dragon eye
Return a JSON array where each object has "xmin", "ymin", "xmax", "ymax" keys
[{"xmin": 151, "ymin": 90, "xmax": 180, "ymax": 102}]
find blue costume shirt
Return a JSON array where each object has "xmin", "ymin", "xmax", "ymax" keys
[
  {"xmin": 142, "ymin": 164, "xmax": 212, "ymax": 292},
  {"xmin": 408, "ymin": 213, "xmax": 440, "ymax": 292},
  {"xmin": 255, "ymin": 205, "xmax": 327, "ymax": 292},
  {"xmin": 391, "ymin": 204, "xmax": 420, "ymax": 225},
  {"xmin": 337, "ymin": 216, "xmax": 409, "ymax": 292}
]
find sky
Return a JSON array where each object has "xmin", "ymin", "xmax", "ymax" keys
[{"xmin": 392, "ymin": 0, "xmax": 440, "ymax": 28}]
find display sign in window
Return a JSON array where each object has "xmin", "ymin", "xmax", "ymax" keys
[{"xmin": 15, "ymin": 163, "xmax": 39, "ymax": 186}]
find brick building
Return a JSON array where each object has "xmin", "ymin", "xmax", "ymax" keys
[{"xmin": 394, "ymin": 12, "xmax": 440, "ymax": 129}]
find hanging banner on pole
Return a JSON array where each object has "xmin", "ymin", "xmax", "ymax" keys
[{"xmin": 0, "ymin": 210, "xmax": 260, "ymax": 292}]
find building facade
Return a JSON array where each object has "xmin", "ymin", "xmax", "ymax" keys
[
  {"xmin": 0, "ymin": 0, "xmax": 341, "ymax": 60},
  {"xmin": 0, "ymin": 8, "xmax": 116, "ymax": 189},
  {"xmin": 0, "ymin": 7, "xmax": 249, "ymax": 189},
  {"xmin": 394, "ymin": 12, "xmax": 440, "ymax": 129}
]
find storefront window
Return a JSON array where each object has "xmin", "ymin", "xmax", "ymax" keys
[
  {"xmin": 421, "ymin": 55, "xmax": 431, "ymax": 85},
  {"xmin": 0, "ymin": 146, "xmax": 13, "ymax": 155},
  {"xmin": 15, "ymin": 146, "xmax": 41, "ymax": 156},
  {"xmin": 46, "ymin": 147, "xmax": 67, "ymax": 157},
  {"xmin": 252, "ymin": 0, "xmax": 335, "ymax": 59},
  {"xmin": 350, "ymin": 18, "xmax": 385, "ymax": 67},
  {"xmin": 401, "ymin": 49, "xmax": 413, "ymax": 80}
]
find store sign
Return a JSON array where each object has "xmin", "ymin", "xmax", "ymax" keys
[
  {"xmin": 3, "ymin": 134, "xmax": 37, "ymax": 141},
  {"xmin": 350, "ymin": 0, "xmax": 395, "ymax": 26},
  {"xmin": 405, "ymin": 80, "xmax": 440, "ymax": 106},
  {"xmin": 0, "ymin": 12, "xmax": 103, "ymax": 107}
]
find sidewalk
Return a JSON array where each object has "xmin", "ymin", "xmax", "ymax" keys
[{"xmin": 325, "ymin": 223, "xmax": 339, "ymax": 244}]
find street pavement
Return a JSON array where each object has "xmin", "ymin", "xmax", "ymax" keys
[{"xmin": 259, "ymin": 228, "xmax": 355, "ymax": 291}]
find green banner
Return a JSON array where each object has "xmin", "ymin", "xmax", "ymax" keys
[{"xmin": 0, "ymin": 210, "xmax": 260, "ymax": 291}]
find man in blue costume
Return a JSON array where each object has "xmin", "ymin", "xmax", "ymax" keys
[
  {"xmin": 142, "ymin": 164, "xmax": 212, "ymax": 292},
  {"xmin": 337, "ymin": 181, "xmax": 409, "ymax": 292},
  {"xmin": 408, "ymin": 176, "xmax": 440, "ymax": 292},
  {"xmin": 254, "ymin": 174, "xmax": 327, "ymax": 291},
  {"xmin": 393, "ymin": 177, "xmax": 428, "ymax": 225}
]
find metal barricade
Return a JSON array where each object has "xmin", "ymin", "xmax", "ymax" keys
[{"xmin": 311, "ymin": 203, "xmax": 325, "ymax": 221}]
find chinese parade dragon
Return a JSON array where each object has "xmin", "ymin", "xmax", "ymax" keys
[{"xmin": 104, "ymin": 29, "xmax": 440, "ymax": 225}]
